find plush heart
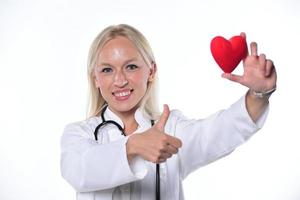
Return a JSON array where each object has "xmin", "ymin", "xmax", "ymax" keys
[{"xmin": 210, "ymin": 35, "xmax": 248, "ymax": 73}]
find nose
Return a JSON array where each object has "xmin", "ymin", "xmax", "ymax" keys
[{"xmin": 113, "ymin": 70, "xmax": 128, "ymax": 87}]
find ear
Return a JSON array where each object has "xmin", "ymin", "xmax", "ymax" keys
[{"xmin": 148, "ymin": 62, "xmax": 157, "ymax": 82}]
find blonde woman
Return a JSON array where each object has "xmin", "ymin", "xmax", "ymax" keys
[{"xmin": 60, "ymin": 24, "xmax": 277, "ymax": 200}]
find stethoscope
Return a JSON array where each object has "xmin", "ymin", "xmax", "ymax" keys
[{"xmin": 93, "ymin": 105, "xmax": 161, "ymax": 200}]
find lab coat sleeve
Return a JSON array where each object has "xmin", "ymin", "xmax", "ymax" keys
[
  {"xmin": 171, "ymin": 95, "xmax": 269, "ymax": 179},
  {"xmin": 60, "ymin": 122, "xmax": 148, "ymax": 192}
]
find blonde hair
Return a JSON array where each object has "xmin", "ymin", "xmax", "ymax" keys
[{"xmin": 87, "ymin": 24, "xmax": 159, "ymax": 119}]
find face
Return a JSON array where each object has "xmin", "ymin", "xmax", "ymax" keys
[{"xmin": 94, "ymin": 36, "xmax": 155, "ymax": 116}]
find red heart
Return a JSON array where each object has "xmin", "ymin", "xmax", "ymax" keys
[{"xmin": 210, "ymin": 35, "xmax": 248, "ymax": 73}]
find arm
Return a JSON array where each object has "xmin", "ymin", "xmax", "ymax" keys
[
  {"xmin": 245, "ymin": 89, "xmax": 270, "ymax": 122},
  {"xmin": 172, "ymin": 94, "xmax": 269, "ymax": 179},
  {"xmin": 60, "ymin": 122, "xmax": 147, "ymax": 192},
  {"xmin": 176, "ymin": 34, "xmax": 277, "ymax": 178}
]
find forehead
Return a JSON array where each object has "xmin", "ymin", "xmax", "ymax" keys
[{"xmin": 97, "ymin": 36, "xmax": 142, "ymax": 62}]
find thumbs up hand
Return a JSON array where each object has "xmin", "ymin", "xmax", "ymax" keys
[{"xmin": 126, "ymin": 104, "xmax": 182, "ymax": 163}]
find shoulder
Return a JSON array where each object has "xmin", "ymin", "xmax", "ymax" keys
[
  {"xmin": 168, "ymin": 109, "xmax": 194, "ymax": 123},
  {"xmin": 63, "ymin": 117, "xmax": 101, "ymax": 139},
  {"xmin": 165, "ymin": 109, "xmax": 196, "ymax": 130}
]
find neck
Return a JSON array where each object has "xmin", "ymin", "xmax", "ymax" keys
[
  {"xmin": 123, "ymin": 117, "xmax": 138, "ymax": 135},
  {"xmin": 109, "ymin": 107, "xmax": 138, "ymax": 135}
]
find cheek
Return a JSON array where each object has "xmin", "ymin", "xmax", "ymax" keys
[
  {"xmin": 132, "ymin": 71, "xmax": 150, "ymax": 86},
  {"xmin": 95, "ymin": 76, "xmax": 110, "ymax": 91}
]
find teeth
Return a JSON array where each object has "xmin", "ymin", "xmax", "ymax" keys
[{"xmin": 115, "ymin": 91, "xmax": 130, "ymax": 97}]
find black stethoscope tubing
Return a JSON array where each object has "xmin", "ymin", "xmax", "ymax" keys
[{"xmin": 93, "ymin": 105, "xmax": 160, "ymax": 200}]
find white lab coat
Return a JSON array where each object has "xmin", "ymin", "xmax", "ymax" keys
[{"xmin": 60, "ymin": 95, "xmax": 268, "ymax": 200}]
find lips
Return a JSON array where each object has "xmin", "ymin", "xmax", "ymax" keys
[{"xmin": 112, "ymin": 89, "xmax": 133, "ymax": 100}]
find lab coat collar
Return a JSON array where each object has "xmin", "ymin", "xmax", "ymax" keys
[
  {"xmin": 104, "ymin": 107, "xmax": 151, "ymax": 131},
  {"xmin": 103, "ymin": 107, "xmax": 124, "ymax": 129},
  {"xmin": 134, "ymin": 108, "xmax": 152, "ymax": 128}
]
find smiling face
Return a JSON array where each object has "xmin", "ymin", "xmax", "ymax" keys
[{"xmin": 94, "ymin": 36, "xmax": 155, "ymax": 116}]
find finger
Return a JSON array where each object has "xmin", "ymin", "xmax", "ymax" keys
[
  {"xmin": 258, "ymin": 54, "xmax": 266, "ymax": 71},
  {"xmin": 240, "ymin": 32, "xmax": 246, "ymax": 39},
  {"xmin": 152, "ymin": 154, "xmax": 168, "ymax": 164},
  {"xmin": 258, "ymin": 54, "xmax": 266, "ymax": 66},
  {"xmin": 240, "ymin": 32, "xmax": 249, "ymax": 56},
  {"xmin": 160, "ymin": 152, "xmax": 172, "ymax": 159},
  {"xmin": 157, "ymin": 158, "xmax": 167, "ymax": 163},
  {"xmin": 166, "ymin": 144, "xmax": 179, "ymax": 154},
  {"xmin": 222, "ymin": 73, "xmax": 243, "ymax": 84},
  {"xmin": 250, "ymin": 42, "xmax": 258, "ymax": 56},
  {"xmin": 265, "ymin": 59, "xmax": 274, "ymax": 77},
  {"xmin": 269, "ymin": 65, "xmax": 277, "ymax": 81},
  {"xmin": 155, "ymin": 104, "xmax": 170, "ymax": 131},
  {"xmin": 166, "ymin": 135, "xmax": 182, "ymax": 149}
]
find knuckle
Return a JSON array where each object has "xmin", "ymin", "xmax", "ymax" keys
[
  {"xmin": 157, "ymin": 143, "xmax": 165, "ymax": 151},
  {"xmin": 173, "ymin": 148, "xmax": 178, "ymax": 154},
  {"xmin": 158, "ymin": 148, "xmax": 164, "ymax": 154},
  {"xmin": 161, "ymin": 135, "xmax": 169, "ymax": 143},
  {"xmin": 178, "ymin": 140, "xmax": 183, "ymax": 147},
  {"xmin": 151, "ymin": 155, "xmax": 159, "ymax": 163},
  {"xmin": 155, "ymin": 151, "xmax": 162, "ymax": 158}
]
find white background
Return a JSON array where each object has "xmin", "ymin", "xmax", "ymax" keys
[{"xmin": 0, "ymin": 0, "xmax": 299, "ymax": 199}]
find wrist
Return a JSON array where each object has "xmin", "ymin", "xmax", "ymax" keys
[
  {"xmin": 250, "ymin": 86, "xmax": 276, "ymax": 99},
  {"xmin": 126, "ymin": 134, "xmax": 139, "ymax": 162},
  {"xmin": 247, "ymin": 89, "xmax": 269, "ymax": 106}
]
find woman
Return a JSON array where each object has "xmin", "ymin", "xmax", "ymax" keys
[{"xmin": 60, "ymin": 24, "xmax": 277, "ymax": 200}]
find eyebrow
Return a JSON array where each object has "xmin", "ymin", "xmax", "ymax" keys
[{"xmin": 98, "ymin": 58, "xmax": 139, "ymax": 68}]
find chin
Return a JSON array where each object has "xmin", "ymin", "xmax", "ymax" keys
[{"xmin": 110, "ymin": 102, "xmax": 139, "ymax": 114}]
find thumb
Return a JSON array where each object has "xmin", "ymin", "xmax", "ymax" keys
[
  {"xmin": 221, "ymin": 73, "xmax": 244, "ymax": 84},
  {"xmin": 155, "ymin": 104, "xmax": 170, "ymax": 131}
]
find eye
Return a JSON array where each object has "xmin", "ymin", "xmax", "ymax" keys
[
  {"xmin": 126, "ymin": 64, "xmax": 138, "ymax": 71},
  {"xmin": 101, "ymin": 67, "xmax": 113, "ymax": 73}
]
